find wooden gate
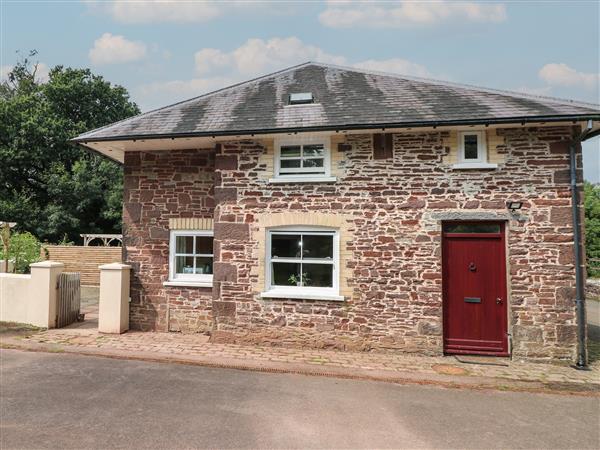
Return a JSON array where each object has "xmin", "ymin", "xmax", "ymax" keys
[{"xmin": 57, "ymin": 272, "xmax": 81, "ymax": 328}]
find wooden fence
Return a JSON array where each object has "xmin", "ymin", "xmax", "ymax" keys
[{"xmin": 42, "ymin": 245, "xmax": 122, "ymax": 286}]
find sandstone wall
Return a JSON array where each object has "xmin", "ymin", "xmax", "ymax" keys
[
  {"xmin": 211, "ymin": 127, "xmax": 581, "ymax": 360},
  {"xmin": 123, "ymin": 150, "xmax": 215, "ymax": 332},
  {"xmin": 123, "ymin": 126, "xmax": 583, "ymax": 361}
]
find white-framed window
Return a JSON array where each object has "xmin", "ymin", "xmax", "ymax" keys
[
  {"xmin": 274, "ymin": 138, "xmax": 331, "ymax": 179},
  {"xmin": 458, "ymin": 131, "xmax": 487, "ymax": 163},
  {"xmin": 168, "ymin": 230, "xmax": 213, "ymax": 285},
  {"xmin": 263, "ymin": 227, "xmax": 341, "ymax": 300}
]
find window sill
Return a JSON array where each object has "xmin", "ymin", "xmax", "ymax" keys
[
  {"xmin": 163, "ymin": 281, "xmax": 213, "ymax": 288},
  {"xmin": 452, "ymin": 163, "xmax": 498, "ymax": 170},
  {"xmin": 268, "ymin": 176, "xmax": 337, "ymax": 184},
  {"xmin": 260, "ymin": 290, "xmax": 344, "ymax": 302}
]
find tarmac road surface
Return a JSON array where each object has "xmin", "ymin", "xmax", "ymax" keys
[{"xmin": 1, "ymin": 349, "xmax": 599, "ymax": 449}]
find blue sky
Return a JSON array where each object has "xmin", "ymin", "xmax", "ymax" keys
[{"xmin": 1, "ymin": 0, "xmax": 599, "ymax": 181}]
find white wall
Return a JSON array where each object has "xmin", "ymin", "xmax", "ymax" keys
[{"xmin": 0, "ymin": 274, "xmax": 32, "ymax": 323}]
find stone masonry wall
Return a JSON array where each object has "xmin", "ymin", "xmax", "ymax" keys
[
  {"xmin": 123, "ymin": 149, "xmax": 215, "ymax": 332},
  {"xmin": 122, "ymin": 126, "xmax": 583, "ymax": 361},
  {"xmin": 210, "ymin": 126, "xmax": 582, "ymax": 361}
]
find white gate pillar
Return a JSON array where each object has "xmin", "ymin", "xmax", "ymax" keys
[
  {"xmin": 98, "ymin": 263, "xmax": 131, "ymax": 334},
  {"xmin": 29, "ymin": 261, "xmax": 64, "ymax": 328}
]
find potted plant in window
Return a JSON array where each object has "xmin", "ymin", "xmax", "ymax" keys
[{"xmin": 288, "ymin": 273, "xmax": 310, "ymax": 287}]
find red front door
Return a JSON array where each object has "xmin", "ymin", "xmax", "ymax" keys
[{"xmin": 442, "ymin": 222, "xmax": 509, "ymax": 356}]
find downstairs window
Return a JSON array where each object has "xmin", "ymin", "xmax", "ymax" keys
[
  {"xmin": 265, "ymin": 228, "xmax": 340, "ymax": 298},
  {"xmin": 168, "ymin": 230, "xmax": 214, "ymax": 284}
]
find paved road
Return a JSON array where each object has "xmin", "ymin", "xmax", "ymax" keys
[{"xmin": 1, "ymin": 350, "xmax": 599, "ymax": 449}]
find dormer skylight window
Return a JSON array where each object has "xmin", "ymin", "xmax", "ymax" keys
[{"xmin": 288, "ymin": 92, "xmax": 314, "ymax": 105}]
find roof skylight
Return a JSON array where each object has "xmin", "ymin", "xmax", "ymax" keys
[{"xmin": 288, "ymin": 92, "xmax": 314, "ymax": 105}]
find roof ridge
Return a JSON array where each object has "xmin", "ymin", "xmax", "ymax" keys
[
  {"xmin": 308, "ymin": 61, "xmax": 600, "ymax": 110},
  {"xmin": 75, "ymin": 61, "xmax": 315, "ymax": 140}
]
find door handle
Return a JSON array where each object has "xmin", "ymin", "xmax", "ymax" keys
[{"xmin": 496, "ymin": 297, "xmax": 503, "ymax": 305}]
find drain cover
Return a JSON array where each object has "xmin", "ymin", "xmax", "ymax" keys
[
  {"xmin": 454, "ymin": 355, "xmax": 510, "ymax": 366},
  {"xmin": 432, "ymin": 364, "xmax": 469, "ymax": 376}
]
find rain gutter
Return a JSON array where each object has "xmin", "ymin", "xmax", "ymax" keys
[{"xmin": 70, "ymin": 114, "xmax": 600, "ymax": 145}]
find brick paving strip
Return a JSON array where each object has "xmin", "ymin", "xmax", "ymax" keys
[{"xmin": 2, "ymin": 329, "xmax": 599, "ymax": 396}]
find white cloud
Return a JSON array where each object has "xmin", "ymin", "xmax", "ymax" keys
[
  {"xmin": 193, "ymin": 37, "xmax": 433, "ymax": 79},
  {"xmin": 88, "ymin": 0, "xmax": 294, "ymax": 24},
  {"xmin": 104, "ymin": 0, "xmax": 220, "ymax": 24},
  {"xmin": 138, "ymin": 76, "xmax": 238, "ymax": 99},
  {"xmin": 319, "ymin": 1, "xmax": 507, "ymax": 28},
  {"xmin": 194, "ymin": 37, "xmax": 347, "ymax": 77},
  {"xmin": 137, "ymin": 37, "xmax": 434, "ymax": 111},
  {"xmin": 194, "ymin": 48, "xmax": 234, "ymax": 75},
  {"xmin": 539, "ymin": 63, "xmax": 599, "ymax": 90},
  {"xmin": 89, "ymin": 33, "xmax": 147, "ymax": 65},
  {"xmin": 135, "ymin": 76, "xmax": 241, "ymax": 111},
  {"xmin": 0, "ymin": 65, "xmax": 12, "ymax": 81},
  {"xmin": 33, "ymin": 62, "xmax": 50, "ymax": 83},
  {"xmin": 1, "ymin": 62, "xmax": 50, "ymax": 83}
]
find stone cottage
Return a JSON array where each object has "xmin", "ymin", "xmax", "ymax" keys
[{"xmin": 73, "ymin": 62, "xmax": 600, "ymax": 363}]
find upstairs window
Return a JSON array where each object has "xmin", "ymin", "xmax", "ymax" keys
[
  {"xmin": 458, "ymin": 131, "xmax": 487, "ymax": 164},
  {"xmin": 275, "ymin": 139, "xmax": 330, "ymax": 179},
  {"xmin": 169, "ymin": 230, "xmax": 213, "ymax": 284}
]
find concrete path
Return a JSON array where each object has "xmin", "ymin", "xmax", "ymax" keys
[
  {"xmin": 64, "ymin": 286, "xmax": 99, "ymax": 331},
  {"xmin": 1, "ymin": 349, "xmax": 598, "ymax": 450},
  {"xmin": 7, "ymin": 326, "xmax": 598, "ymax": 392}
]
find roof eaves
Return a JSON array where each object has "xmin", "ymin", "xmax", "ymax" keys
[
  {"xmin": 71, "ymin": 112, "xmax": 600, "ymax": 144},
  {"xmin": 73, "ymin": 141, "xmax": 123, "ymax": 164}
]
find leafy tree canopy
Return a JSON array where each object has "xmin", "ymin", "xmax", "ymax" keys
[
  {"xmin": 585, "ymin": 181, "xmax": 600, "ymax": 278},
  {"xmin": 0, "ymin": 231, "xmax": 42, "ymax": 274},
  {"xmin": 0, "ymin": 51, "xmax": 139, "ymax": 242}
]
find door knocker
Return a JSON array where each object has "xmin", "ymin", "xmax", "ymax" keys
[{"xmin": 469, "ymin": 262, "xmax": 477, "ymax": 272}]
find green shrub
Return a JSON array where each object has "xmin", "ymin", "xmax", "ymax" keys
[
  {"xmin": 0, "ymin": 232, "xmax": 42, "ymax": 273},
  {"xmin": 585, "ymin": 182, "xmax": 600, "ymax": 278}
]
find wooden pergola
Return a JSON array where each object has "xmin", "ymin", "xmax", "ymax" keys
[{"xmin": 80, "ymin": 234, "xmax": 123, "ymax": 247}]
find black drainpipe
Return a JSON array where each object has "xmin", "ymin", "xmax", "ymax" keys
[
  {"xmin": 570, "ymin": 121, "xmax": 600, "ymax": 369},
  {"xmin": 570, "ymin": 137, "xmax": 587, "ymax": 369}
]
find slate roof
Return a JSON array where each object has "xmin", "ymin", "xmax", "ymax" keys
[{"xmin": 73, "ymin": 62, "xmax": 600, "ymax": 142}]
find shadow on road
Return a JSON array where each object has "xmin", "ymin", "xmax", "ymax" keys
[{"xmin": 587, "ymin": 323, "xmax": 600, "ymax": 364}]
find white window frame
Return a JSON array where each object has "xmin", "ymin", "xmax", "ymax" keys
[
  {"xmin": 166, "ymin": 230, "xmax": 214, "ymax": 287},
  {"xmin": 274, "ymin": 137, "xmax": 331, "ymax": 180},
  {"xmin": 458, "ymin": 131, "xmax": 487, "ymax": 164},
  {"xmin": 262, "ymin": 227, "xmax": 343, "ymax": 301}
]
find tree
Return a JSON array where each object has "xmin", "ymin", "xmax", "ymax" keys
[
  {"xmin": 584, "ymin": 181, "xmax": 600, "ymax": 278},
  {"xmin": 0, "ymin": 231, "xmax": 42, "ymax": 274},
  {"xmin": 0, "ymin": 52, "xmax": 139, "ymax": 242}
]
